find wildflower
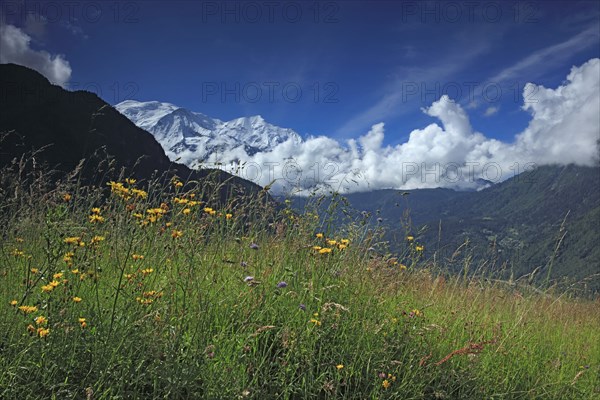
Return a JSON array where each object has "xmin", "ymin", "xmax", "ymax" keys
[
  {"xmin": 204, "ymin": 207, "xmax": 214, "ymax": 214},
  {"xmin": 378, "ymin": 372, "xmax": 387, "ymax": 379},
  {"xmin": 125, "ymin": 178, "xmax": 136, "ymax": 185},
  {"xmin": 64, "ymin": 237, "xmax": 82, "ymax": 245},
  {"xmin": 49, "ymin": 280, "xmax": 60, "ymax": 288},
  {"xmin": 141, "ymin": 268, "xmax": 154, "ymax": 275},
  {"xmin": 34, "ymin": 316, "xmax": 47, "ymax": 325},
  {"xmin": 226, "ymin": 213, "xmax": 233, "ymax": 219},
  {"xmin": 410, "ymin": 309, "xmax": 422, "ymax": 318},
  {"xmin": 27, "ymin": 324, "xmax": 36, "ymax": 334},
  {"xmin": 276, "ymin": 281, "xmax": 288, "ymax": 288},
  {"xmin": 341, "ymin": 239, "xmax": 350, "ymax": 245},
  {"xmin": 407, "ymin": 236, "xmax": 414, "ymax": 241},
  {"xmin": 53, "ymin": 272, "xmax": 63, "ymax": 280},
  {"xmin": 11, "ymin": 249, "xmax": 25, "ymax": 257},
  {"xmin": 91, "ymin": 207, "xmax": 101, "ymax": 214},
  {"xmin": 182, "ymin": 208, "xmax": 191, "ymax": 215},
  {"xmin": 10, "ymin": 300, "xmax": 17, "ymax": 306},
  {"xmin": 89, "ymin": 214, "xmax": 105, "ymax": 223},
  {"xmin": 16, "ymin": 237, "xmax": 24, "ymax": 243},
  {"xmin": 63, "ymin": 193, "xmax": 72, "ymax": 202},
  {"xmin": 240, "ymin": 261, "xmax": 248, "ymax": 268},
  {"xmin": 133, "ymin": 212, "xmax": 143, "ymax": 219},
  {"xmin": 71, "ymin": 268, "xmax": 79, "ymax": 274},
  {"xmin": 327, "ymin": 239, "xmax": 337, "ymax": 246},
  {"xmin": 249, "ymin": 243, "xmax": 259, "ymax": 250},
  {"xmin": 91, "ymin": 236, "xmax": 105, "ymax": 245},
  {"xmin": 382, "ymin": 380, "xmax": 391, "ymax": 389},
  {"xmin": 131, "ymin": 188, "xmax": 148, "ymax": 199},
  {"xmin": 316, "ymin": 233, "xmax": 324, "ymax": 238},
  {"xmin": 312, "ymin": 246, "xmax": 322, "ymax": 251},
  {"xmin": 299, "ymin": 304, "xmax": 306, "ymax": 311},
  {"xmin": 309, "ymin": 318, "xmax": 322, "ymax": 326},
  {"xmin": 30, "ymin": 268, "xmax": 39, "ymax": 274},
  {"xmin": 338, "ymin": 244, "xmax": 347, "ymax": 250},
  {"xmin": 415, "ymin": 245, "xmax": 424, "ymax": 252},
  {"xmin": 171, "ymin": 230, "xmax": 183, "ymax": 239},
  {"xmin": 132, "ymin": 254, "xmax": 144, "ymax": 261},
  {"xmin": 244, "ymin": 276, "xmax": 254, "ymax": 282},
  {"xmin": 78, "ymin": 317, "xmax": 87, "ymax": 328},
  {"xmin": 319, "ymin": 248, "xmax": 332, "ymax": 254},
  {"xmin": 72, "ymin": 297, "xmax": 82, "ymax": 303},
  {"xmin": 18, "ymin": 305, "xmax": 38, "ymax": 314},
  {"xmin": 173, "ymin": 180, "xmax": 183, "ymax": 188},
  {"xmin": 37, "ymin": 327, "xmax": 50, "ymax": 338},
  {"xmin": 174, "ymin": 197, "xmax": 189, "ymax": 204},
  {"xmin": 336, "ymin": 364, "xmax": 344, "ymax": 370},
  {"xmin": 41, "ymin": 284, "xmax": 54, "ymax": 293}
]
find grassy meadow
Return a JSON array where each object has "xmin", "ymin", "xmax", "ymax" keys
[{"xmin": 1, "ymin": 167, "xmax": 599, "ymax": 399}]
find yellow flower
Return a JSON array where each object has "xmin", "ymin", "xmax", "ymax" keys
[
  {"xmin": 41, "ymin": 284, "xmax": 54, "ymax": 293},
  {"xmin": 318, "ymin": 248, "xmax": 332, "ymax": 254},
  {"xmin": 316, "ymin": 233, "xmax": 324, "ymax": 238},
  {"xmin": 18, "ymin": 305, "xmax": 38, "ymax": 314},
  {"xmin": 30, "ymin": 268, "xmax": 39, "ymax": 274},
  {"xmin": 10, "ymin": 300, "xmax": 17, "ymax": 306},
  {"xmin": 89, "ymin": 214, "xmax": 105, "ymax": 223},
  {"xmin": 336, "ymin": 364, "xmax": 344, "ymax": 370},
  {"xmin": 132, "ymin": 254, "xmax": 144, "ymax": 261},
  {"xmin": 415, "ymin": 245, "xmax": 424, "ymax": 252},
  {"xmin": 182, "ymin": 208, "xmax": 191, "ymax": 215},
  {"xmin": 53, "ymin": 272, "xmax": 63, "ymax": 280},
  {"xmin": 309, "ymin": 318, "xmax": 322, "ymax": 326},
  {"xmin": 133, "ymin": 212, "xmax": 143, "ymax": 219},
  {"xmin": 225, "ymin": 213, "xmax": 233, "ymax": 219},
  {"xmin": 64, "ymin": 237, "xmax": 81, "ymax": 245},
  {"xmin": 341, "ymin": 239, "xmax": 350, "ymax": 245},
  {"xmin": 203, "ymin": 207, "xmax": 214, "ymax": 214},
  {"xmin": 382, "ymin": 379, "xmax": 391, "ymax": 389},
  {"xmin": 171, "ymin": 230, "xmax": 183, "ymax": 239},
  {"xmin": 49, "ymin": 280, "xmax": 60, "ymax": 288},
  {"xmin": 72, "ymin": 297, "xmax": 82, "ymax": 303},
  {"xmin": 78, "ymin": 317, "xmax": 87, "ymax": 328},
  {"xmin": 37, "ymin": 327, "xmax": 50, "ymax": 338},
  {"xmin": 326, "ymin": 239, "xmax": 337, "ymax": 246},
  {"xmin": 91, "ymin": 207, "xmax": 101, "ymax": 214},
  {"xmin": 412, "ymin": 309, "xmax": 421, "ymax": 317},
  {"xmin": 63, "ymin": 193, "xmax": 72, "ymax": 202},
  {"xmin": 338, "ymin": 244, "xmax": 347, "ymax": 250},
  {"xmin": 34, "ymin": 316, "xmax": 47, "ymax": 325},
  {"xmin": 399, "ymin": 264, "xmax": 407, "ymax": 270},
  {"xmin": 91, "ymin": 236, "xmax": 105, "ymax": 245},
  {"xmin": 312, "ymin": 246, "xmax": 322, "ymax": 251},
  {"xmin": 125, "ymin": 178, "xmax": 136, "ymax": 185},
  {"xmin": 407, "ymin": 236, "xmax": 414, "ymax": 241},
  {"xmin": 141, "ymin": 268, "xmax": 154, "ymax": 275},
  {"xmin": 132, "ymin": 188, "xmax": 147, "ymax": 199}
]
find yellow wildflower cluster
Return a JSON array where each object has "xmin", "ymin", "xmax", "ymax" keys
[
  {"xmin": 90, "ymin": 235, "xmax": 105, "ymax": 245},
  {"xmin": 203, "ymin": 207, "xmax": 217, "ymax": 216},
  {"xmin": 18, "ymin": 305, "xmax": 38, "ymax": 314},
  {"xmin": 79, "ymin": 317, "xmax": 87, "ymax": 328},
  {"xmin": 89, "ymin": 207, "xmax": 105, "ymax": 223},
  {"xmin": 64, "ymin": 236, "xmax": 85, "ymax": 247},
  {"xmin": 313, "ymin": 236, "xmax": 350, "ymax": 254}
]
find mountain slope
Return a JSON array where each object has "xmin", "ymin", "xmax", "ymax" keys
[
  {"xmin": 0, "ymin": 64, "xmax": 263, "ymax": 199},
  {"xmin": 291, "ymin": 165, "xmax": 600, "ymax": 292},
  {"xmin": 116, "ymin": 100, "xmax": 302, "ymax": 167}
]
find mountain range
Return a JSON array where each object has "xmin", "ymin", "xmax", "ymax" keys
[
  {"xmin": 115, "ymin": 100, "xmax": 302, "ymax": 169},
  {"xmin": 0, "ymin": 64, "xmax": 264, "ymax": 202}
]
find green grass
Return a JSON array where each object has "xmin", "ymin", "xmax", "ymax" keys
[{"xmin": 0, "ymin": 172, "xmax": 598, "ymax": 399}]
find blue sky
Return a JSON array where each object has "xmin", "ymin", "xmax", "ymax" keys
[{"xmin": 2, "ymin": 0, "xmax": 599, "ymax": 145}]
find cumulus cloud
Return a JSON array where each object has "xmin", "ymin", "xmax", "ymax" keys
[
  {"xmin": 0, "ymin": 24, "xmax": 71, "ymax": 87},
  {"xmin": 197, "ymin": 58, "xmax": 599, "ymax": 194}
]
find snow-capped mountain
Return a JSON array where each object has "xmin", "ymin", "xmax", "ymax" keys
[{"xmin": 115, "ymin": 100, "xmax": 302, "ymax": 168}]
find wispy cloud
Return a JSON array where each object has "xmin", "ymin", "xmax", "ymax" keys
[{"xmin": 488, "ymin": 24, "xmax": 600, "ymax": 83}]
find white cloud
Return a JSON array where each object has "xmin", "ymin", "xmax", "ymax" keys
[
  {"xmin": 195, "ymin": 58, "xmax": 600, "ymax": 194},
  {"xmin": 0, "ymin": 24, "xmax": 71, "ymax": 87},
  {"xmin": 484, "ymin": 106, "xmax": 499, "ymax": 117}
]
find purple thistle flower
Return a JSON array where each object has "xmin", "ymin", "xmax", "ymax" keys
[
  {"xmin": 249, "ymin": 243, "xmax": 259, "ymax": 250},
  {"xmin": 277, "ymin": 281, "xmax": 288, "ymax": 288},
  {"xmin": 299, "ymin": 304, "xmax": 306, "ymax": 311},
  {"xmin": 240, "ymin": 261, "xmax": 248, "ymax": 268},
  {"xmin": 244, "ymin": 276, "xmax": 254, "ymax": 282}
]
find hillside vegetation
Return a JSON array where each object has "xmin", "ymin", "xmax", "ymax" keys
[{"xmin": 1, "ymin": 162, "xmax": 599, "ymax": 399}]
